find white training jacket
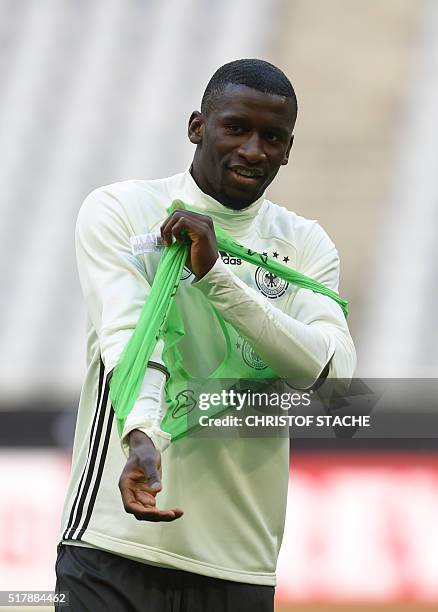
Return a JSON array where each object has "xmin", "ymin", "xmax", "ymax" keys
[{"xmin": 59, "ymin": 169, "xmax": 356, "ymax": 586}]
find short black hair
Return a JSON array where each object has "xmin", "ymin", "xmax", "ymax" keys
[{"xmin": 201, "ymin": 58, "xmax": 297, "ymax": 116}]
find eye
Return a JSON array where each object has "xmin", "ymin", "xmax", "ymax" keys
[
  {"xmin": 264, "ymin": 132, "xmax": 279, "ymax": 143},
  {"xmin": 224, "ymin": 125, "xmax": 244, "ymax": 135}
]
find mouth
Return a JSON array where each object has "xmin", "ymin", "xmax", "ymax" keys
[{"xmin": 228, "ymin": 166, "xmax": 264, "ymax": 186}]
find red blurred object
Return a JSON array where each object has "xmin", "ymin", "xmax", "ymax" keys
[
  {"xmin": 0, "ymin": 450, "xmax": 70, "ymax": 589},
  {"xmin": 277, "ymin": 453, "xmax": 438, "ymax": 604}
]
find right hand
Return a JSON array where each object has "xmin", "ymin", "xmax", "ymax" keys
[
  {"xmin": 160, "ymin": 208, "xmax": 218, "ymax": 279},
  {"xmin": 118, "ymin": 430, "xmax": 183, "ymax": 522}
]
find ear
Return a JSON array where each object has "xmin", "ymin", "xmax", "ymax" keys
[
  {"xmin": 281, "ymin": 134, "xmax": 294, "ymax": 166},
  {"xmin": 188, "ymin": 111, "xmax": 205, "ymax": 145}
]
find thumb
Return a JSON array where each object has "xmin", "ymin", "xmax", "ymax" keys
[{"xmin": 143, "ymin": 457, "xmax": 162, "ymax": 492}]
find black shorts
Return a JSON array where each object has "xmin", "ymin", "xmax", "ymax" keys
[{"xmin": 55, "ymin": 543, "xmax": 275, "ymax": 612}]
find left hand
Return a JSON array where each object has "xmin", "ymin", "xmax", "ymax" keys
[
  {"xmin": 160, "ymin": 209, "xmax": 218, "ymax": 278},
  {"xmin": 119, "ymin": 430, "xmax": 184, "ymax": 522}
]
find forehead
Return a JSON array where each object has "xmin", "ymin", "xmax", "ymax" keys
[{"xmin": 209, "ymin": 83, "xmax": 296, "ymax": 130}]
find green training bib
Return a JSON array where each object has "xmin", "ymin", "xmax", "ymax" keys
[{"xmin": 109, "ymin": 200, "xmax": 348, "ymax": 440}]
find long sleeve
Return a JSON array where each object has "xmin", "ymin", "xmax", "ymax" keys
[
  {"xmin": 193, "ymin": 222, "xmax": 356, "ymax": 389},
  {"xmin": 75, "ymin": 187, "xmax": 171, "ymax": 453}
]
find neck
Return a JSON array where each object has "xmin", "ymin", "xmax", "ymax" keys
[
  {"xmin": 189, "ymin": 160, "xmax": 228, "ymax": 207},
  {"xmin": 180, "ymin": 169, "xmax": 266, "ymax": 235},
  {"xmin": 189, "ymin": 159, "xmax": 253, "ymax": 211}
]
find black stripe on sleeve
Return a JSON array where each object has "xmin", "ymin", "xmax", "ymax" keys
[
  {"xmin": 62, "ymin": 359, "xmax": 105, "ymax": 540},
  {"xmin": 76, "ymin": 404, "xmax": 115, "ymax": 540},
  {"xmin": 147, "ymin": 360, "xmax": 170, "ymax": 380},
  {"xmin": 64, "ymin": 376, "xmax": 110, "ymax": 540}
]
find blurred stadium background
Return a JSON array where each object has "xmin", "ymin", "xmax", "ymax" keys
[{"xmin": 0, "ymin": 0, "xmax": 437, "ymax": 610}]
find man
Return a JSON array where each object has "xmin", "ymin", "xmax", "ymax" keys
[{"xmin": 56, "ymin": 59, "xmax": 356, "ymax": 611}]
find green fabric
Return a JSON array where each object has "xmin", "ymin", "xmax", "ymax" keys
[{"xmin": 109, "ymin": 199, "xmax": 348, "ymax": 439}]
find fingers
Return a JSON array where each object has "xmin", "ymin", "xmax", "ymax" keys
[
  {"xmin": 120, "ymin": 484, "xmax": 184, "ymax": 522},
  {"xmin": 160, "ymin": 210, "xmax": 214, "ymax": 247},
  {"xmin": 142, "ymin": 455, "xmax": 162, "ymax": 492},
  {"xmin": 132, "ymin": 504, "xmax": 184, "ymax": 522},
  {"xmin": 159, "ymin": 210, "xmax": 218, "ymax": 278},
  {"xmin": 119, "ymin": 456, "xmax": 183, "ymax": 522}
]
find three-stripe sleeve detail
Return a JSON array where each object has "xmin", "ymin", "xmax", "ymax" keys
[{"xmin": 63, "ymin": 361, "xmax": 113, "ymax": 541}]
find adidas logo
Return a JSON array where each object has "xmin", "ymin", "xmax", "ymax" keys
[{"xmin": 220, "ymin": 251, "xmax": 242, "ymax": 265}]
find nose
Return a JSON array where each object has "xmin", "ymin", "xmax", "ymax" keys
[{"xmin": 237, "ymin": 132, "xmax": 266, "ymax": 163}]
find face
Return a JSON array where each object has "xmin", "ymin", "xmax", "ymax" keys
[{"xmin": 188, "ymin": 83, "xmax": 296, "ymax": 209}]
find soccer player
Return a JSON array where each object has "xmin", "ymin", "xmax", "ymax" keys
[{"xmin": 55, "ymin": 59, "xmax": 356, "ymax": 611}]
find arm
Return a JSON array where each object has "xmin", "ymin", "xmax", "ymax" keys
[
  {"xmin": 193, "ymin": 260, "xmax": 355, "ymax": 388},
  {"xmin": 161, "ymin": 210, "xmax": 356, "ymax": 389},
  {"xmin": 76, "ymin": 186, "xmax": 182, "ymax": 521}
]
